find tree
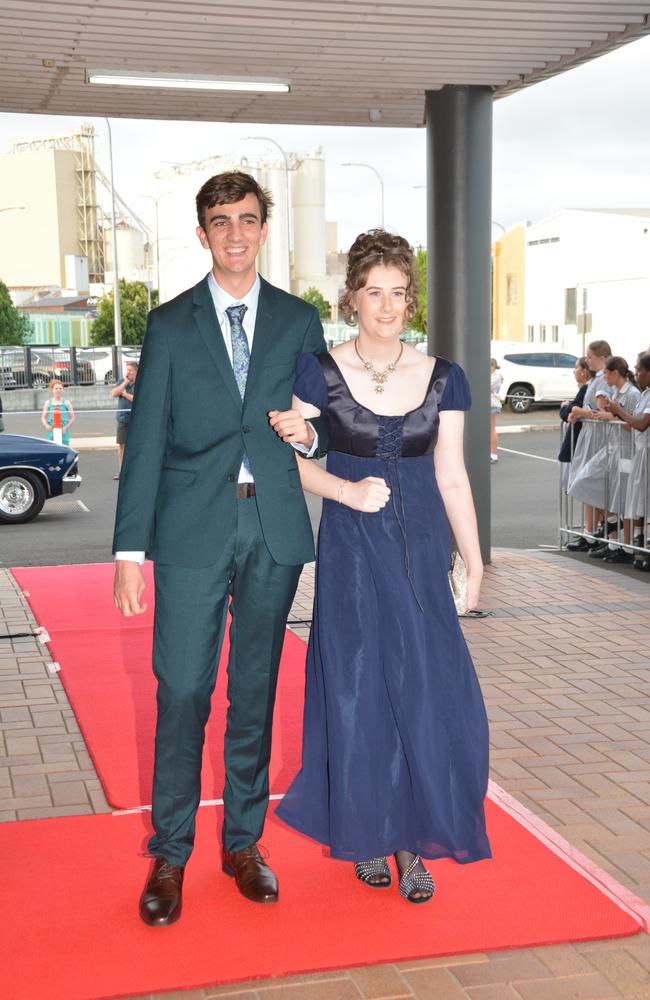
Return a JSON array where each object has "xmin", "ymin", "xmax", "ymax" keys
[
  {"xmin": 90, "ymin": 279, "xmax": 158, "ymax": 346},
  {"xmin": 410, "ymin": 247, "xmax": 427, "ymax": 336},
  {"xmin": 0, "ymin": 279, "xmax": 32, "ymax": 345},
  {"xmin": 300, "ymin": 286, "xmax": 330, "ymax": 320}
]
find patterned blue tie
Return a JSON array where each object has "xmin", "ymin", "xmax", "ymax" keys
[{"xmin": 226, "ymin": 303, "xmax": 252, "ymax": 476}]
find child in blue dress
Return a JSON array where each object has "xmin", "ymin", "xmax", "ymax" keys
[{"xmin": 41, "ymin": 379, "xmax": 75, "ymax": 445}]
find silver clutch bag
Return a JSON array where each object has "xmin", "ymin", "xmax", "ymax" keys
[{"xmin": 448, "ymin": 551, "xmax": 468, "ymax": 615}]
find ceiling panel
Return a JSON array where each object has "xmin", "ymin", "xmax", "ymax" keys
[{"xmin": 0, "ymin": 0, "xmax": 647, "ymax": 126}]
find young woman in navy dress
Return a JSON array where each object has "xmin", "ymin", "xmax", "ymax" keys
[{"xmin": 273, "ymin": 231, "xmax": 491, "ymax": 903}]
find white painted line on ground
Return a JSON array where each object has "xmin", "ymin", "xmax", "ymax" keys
[
  {"xmin": 76, "ymin": 500, "xmax": 90, "ymax": 513},
  {"xmin": 499, "ymin": 424, "xmax": 557, "ymax": 434},
  {"xmin": 498, "ymin": 446, "xmax": 557, "ymax": 464},
  {"xmin": 112, "ymin": 792, "xmax": 286, "ymax": 816}
]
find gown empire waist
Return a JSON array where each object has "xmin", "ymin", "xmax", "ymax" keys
[{"xmin": 275, "ymin": 352, "xmax": 492, "ymax": 864}]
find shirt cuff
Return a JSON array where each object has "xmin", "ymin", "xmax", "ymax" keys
[
  {"xmin": 115, "ymin": 551, "xmax": 145, "ymax": 564},
  {"xmin": 291, "ymin": 422, "xmax": 318, "ymax": 457}
]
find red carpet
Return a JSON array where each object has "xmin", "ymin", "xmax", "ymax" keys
[
  {"xmin": 11, "ymin": 563, "xmax": 305, "ymax": 809},
  {"xmin": 2, "ymin": 802, "xmax": 642, "ymax": 1000}
]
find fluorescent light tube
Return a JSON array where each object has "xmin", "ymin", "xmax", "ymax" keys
[{"xmin": 86, "ymin": 71, "xmax": 290, "ymax": 94}]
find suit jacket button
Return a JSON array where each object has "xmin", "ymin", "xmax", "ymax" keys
[
  {"xmin": 227, "ymin": 474, "xmax": 236, "ymax": 482},
  {"xmin": 242, "ymin": 425, "xmax": 251, "ymax": 434}
]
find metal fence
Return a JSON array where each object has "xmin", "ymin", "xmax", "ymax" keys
[
  {"xmin": 2, "ymin": 331, "xmax": 427, "ymax": 386},
  {"xmin": 0, "ymin": 345, "xmax": 141, "ymax": 389},
  {"xmin": 560, "ymin": 417, "xmax": 650, "ymax": 562}
]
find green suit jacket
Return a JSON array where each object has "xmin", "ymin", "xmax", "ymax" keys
[{"xmin": 112, "ymin": 273, "xmax": 327, "ymax": 567}]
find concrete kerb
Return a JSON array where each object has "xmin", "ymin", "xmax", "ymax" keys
[{"xmin": 70, "ymin": 436, "xmax": 116, "ymax": 450}]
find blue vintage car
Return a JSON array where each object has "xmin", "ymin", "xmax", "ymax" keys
[{"xmin": 0, "ymin": 434, "xmax": 82, "ymax": 524}]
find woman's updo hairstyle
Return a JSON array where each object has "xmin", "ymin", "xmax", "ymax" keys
[{"xmin": 339, "ymin": 229, "xmax": 419, "ymax": 326}]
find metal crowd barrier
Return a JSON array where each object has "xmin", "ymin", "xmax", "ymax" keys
[
  {"xmin": 559, "ymin": 416, "xmax": 650, "ymax": 560},
  {"xmin": 0, "ymin": 346, "xmax": 141, "ymax": 389}
]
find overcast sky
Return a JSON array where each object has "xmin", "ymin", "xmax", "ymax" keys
[{"xmin": 1, "ymin": 32, "xmax": 649, "ymax": 252}]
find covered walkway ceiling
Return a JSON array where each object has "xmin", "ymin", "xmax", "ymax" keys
[{"xmin": 1, "ymin": 1, "xmax": 649, "ymax": 127}]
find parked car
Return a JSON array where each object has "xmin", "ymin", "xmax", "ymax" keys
[
  {"xmin": 0, "ymin": 366, "xmax": 17, "ymax": 389},
  {"xmin": 0, "ymin": 348, "xmax": 94, "ymax": 388},
  {"xmin": 77, "ymin": 347, "xmax": 141, "ymax": 384},
  {"xmin": 490, "ymin": 343, "xmax": 579, "ymax": 414},
  {"xmin": 0, "ymin": 434, "xmax": 82, "ymax": 523}
]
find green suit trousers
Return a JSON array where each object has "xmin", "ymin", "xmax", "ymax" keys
[{"xmin": 148, "ymin": 494, "xmax": 301, "ymax": 864}]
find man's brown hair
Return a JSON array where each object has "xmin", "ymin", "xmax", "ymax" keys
[{"xmin": 196, "ymin": 170, "xmax": 274, "ymax": 229}]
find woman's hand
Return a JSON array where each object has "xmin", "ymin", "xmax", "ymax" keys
[
  {"xmin": 466, "ymin": 567, "xmax": 483, "ymax": 611},
  {"xmin": 342, "ymin": 477, "xmax": 391, "ymax": 513}
]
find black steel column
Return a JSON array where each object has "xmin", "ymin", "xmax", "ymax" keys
[{"xmin": 425, "ymin": 86, "xmax": 493, "ymax": 563}]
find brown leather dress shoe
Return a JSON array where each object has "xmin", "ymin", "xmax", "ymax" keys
[
  {"xmin": 139, "ymin": 857, "xmax": 185, "ymax": 926},
  {"xmin": 222, "ymin": 844, "xmax": 279, "ymax": 903}
]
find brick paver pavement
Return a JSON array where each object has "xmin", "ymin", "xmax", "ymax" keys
[{"xmin": 1, "ymin": 551, "xmax": 649, "ymax": 999}]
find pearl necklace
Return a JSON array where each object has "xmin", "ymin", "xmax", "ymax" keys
[{"xmin": 354, "ymin": 338, "xmax": 404, "ymax": 394}]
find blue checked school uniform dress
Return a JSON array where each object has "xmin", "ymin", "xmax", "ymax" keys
[
  {"xmin": 276, "ymin": 352, "xmax": 491, "ymax": 865},
  {"xmin": 567, "ymin": 381, "xmax": 641, "ymax": 512}
]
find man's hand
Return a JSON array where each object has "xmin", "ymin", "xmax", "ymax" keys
[
  {"xmin": 268, "ymin": 409, "xmax": 315, "ymax": 448},
  {"xmin": 111, "ymin": 377, "xmax": 128, "ymax": 399},
  {"xmin": 114, "ymin": 561, "xmax": 148, "ymax": 617}
]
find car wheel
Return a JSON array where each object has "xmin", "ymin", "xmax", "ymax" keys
[
  {"xmin": 32, "ymin": 374, "xmax": 49, "ymax": 388},
  {"xmin": 0, "ymin": 471, "xmax": 47, "ymax": 524},
  {"xmin": 508, "ymin": 385, "xmax": 534, "ymax": 414},
  {"xmin": 104, "ymin": 370, "xmax": 114, "ymax": 384}
]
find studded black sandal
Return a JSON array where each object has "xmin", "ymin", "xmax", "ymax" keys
[
  {"xmin": 396, "ymin": 853, "xmax": 435, "ymax": 904},
  {"xmin": 354, "ymin": 857, "xmax": 392, "ymax": 888}
]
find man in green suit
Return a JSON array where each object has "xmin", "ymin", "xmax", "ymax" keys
[{"xmin": 113, "ymin": 171, "xmax": 327, "ymax": 926}]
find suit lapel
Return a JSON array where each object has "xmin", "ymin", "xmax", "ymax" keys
[
  {"xmin": 192, "ymin": 275, "xmax": 242, "ymax": 410},
  {"xmin": 245, "ymin": 276, "xmax": 278, "ymax": 399}
]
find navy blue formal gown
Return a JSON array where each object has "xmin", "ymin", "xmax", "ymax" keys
[{"xmin": 276, "ymin": 352, "xmax": 491, "ymax": 864}]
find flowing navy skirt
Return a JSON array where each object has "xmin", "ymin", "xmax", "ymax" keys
[{"xmin": 276, "ymin": 451, "xmax": 491, "ymax": 864}]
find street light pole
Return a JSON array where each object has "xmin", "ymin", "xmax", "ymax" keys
[
  {"xmin": 104, "ymin": 118, "xmax": 122, "ymax": 348},
  {"xmin": 159, "ymin": 246, "xmax": 189, "ymax": 303},
  {"xmin": 243, "ymin": 136, "xmax": 292, "ymax": 284},
  {"xmin": 342, "ymin": 162, "xmax": 385, "ymax": 228},
  {"xmin": 141, "ymin": 191, "xmax": 172, "ymax": 294}
]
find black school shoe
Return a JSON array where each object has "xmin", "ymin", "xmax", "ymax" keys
[
  {"xmin": 603, "ymin": 547, "xmax": 634, "ymax": 564},
  {"xmin": 566, "ymin": 537, "xmax": 591, "ymax": 552},
  {"xmin": 588, "ymin": 542, "xmax": 610, "ymax": 559}
]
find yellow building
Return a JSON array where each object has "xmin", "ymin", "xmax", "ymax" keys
[
  {"xmin": 0, "ymin": 149, "xmax": 83, "ymax": 289},
  {"xmin": 492, "ymin": 223, "xmax": 526, "ymax": 342}
]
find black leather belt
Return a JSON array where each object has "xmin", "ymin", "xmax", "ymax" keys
[{"xmin": 236, "ymin": 483, "xmax": 256, "ymax": 499}]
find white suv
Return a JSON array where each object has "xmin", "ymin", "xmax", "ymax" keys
[{"xmin": 491, "ymin": 343, "xmax": 578, "ymax": 414}]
